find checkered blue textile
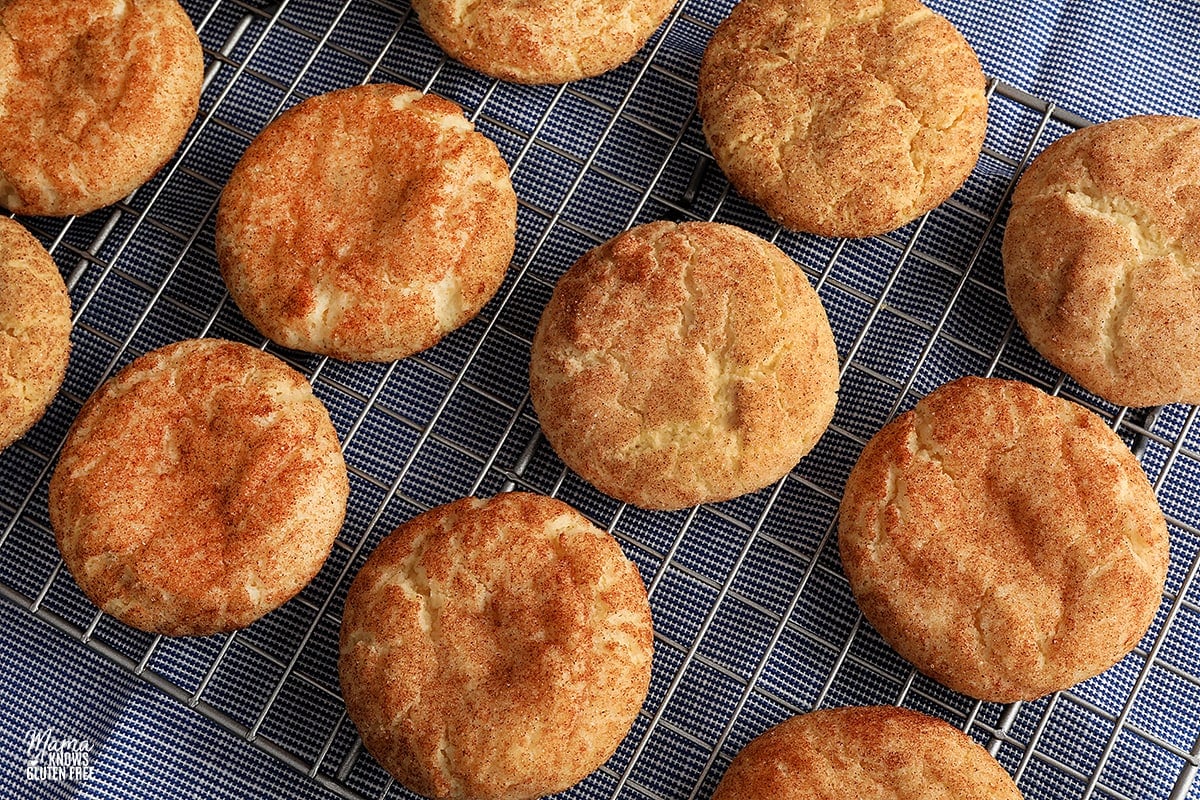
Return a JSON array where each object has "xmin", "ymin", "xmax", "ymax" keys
[{"xmin": 3, "ymin": 1, "xmax": 1200, "ymax": 799}]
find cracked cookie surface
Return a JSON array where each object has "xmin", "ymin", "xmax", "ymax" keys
[
  {"xmin": 529, "ymin": 221, "xmax": 839, "ymax": 510},
  {"xmin": 1003, "ymin": 114, "xmax": 1200, "ymax": 407},
  {"xmin": 50, "ymin": 338, "xmax": 349, "ymax": 636},
  {"xmin": 410, "ymin": 0, "xmax": 677, "ymax": 84},
  {"xmin": 0, "ymin": 0, "xmax": 203, "ymax": 216},
  {"xmin": 339, "ymin": 492, "xmax": 653, "ymax": 800},
  {"xmin": 714, "ymin": 706, "xmax": 1022, "ymax": 800},
  {"xmin": 697, "ymin": 0, "xmax": 987, "ymax": 237},
  {"xmin": 216, "ymin": 84, "xmax": 516, "ymax": 362},
  {"xmin": 0, "ymin": 217, "xmax": 70, "ymax": 451},
  {"xmin": 838, "ymin": 376, "xmax": 1168, "ymax": 702}
]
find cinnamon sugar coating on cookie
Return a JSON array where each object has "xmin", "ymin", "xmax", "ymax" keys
[
  {"xmin": 339, "ymin": 492, "xmax": 653, "ymax": 800},
  {"xmin": 839, "ymin": 377, "xmax": 1168, "ymax": 701},
  {"xmin": 715, "ymin": 707, "xmax": 1023, "ymax": 800},
  {"xmin": 0, "ymin": 217, "xmax": 70, "ymax": 450},
  {"xmin": 530, "ymin": 221, "xmax": 839, "ymax": 510},
  {"xmin": 50, "ymin": 339, "xmax": 348, "ymax": 636},
  {"xmin": 1003, "ymin": 115, "xmax": 1200, "ymax": 407},
  {"xmin": 410, "ymin": 0, "xmax": 677, "ymax": 84},
  {"xmin": 216, "ymin": 84, "xmax": 516, "ymax": 362},
  {"xmin": 0, "ymin": 0, "xmax": 203, "ymax": 216},
  {"xmin": 698, "ymin": 0, "xmax": 987, "ymax": 237}
]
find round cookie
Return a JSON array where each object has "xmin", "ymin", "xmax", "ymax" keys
[
  {"xmin": 0, "ymin": 217, "xmax": 71, "ymax": 450},
  {"xmin": 409, "ymin": 0, "xmax": 678, "ymax": 85},
  {"xmin": 339, "ymin": 492, "xmax": 653, "ymax": 800},
  {"xmin": 697, "ymin": 0, "xmax": 988, "ymax": 238},
  {"xmin": 0, "ymin": 0, "xmax": 204, "ymax": 217},
  {"xmin": 716, "ymin": 707, "xmax": 1022, "ymax": 800},
  {"xmin": 50, "ymin": 338, "xmax": 349, "ymax": 636},
  {"xmin": 838, "ymin": 376, "xmax": 1169, "ymax": 702},
  {"xmin": 1003, "ymin": 115, "xmax": 1200, "ymax": 408},
  {"xmin": 216, "ymin": 84, "xmax": 517, "ymax": 362},
  {"xmin": 530, "ymin": 221, "xmax": 839, "ymax": 510}
]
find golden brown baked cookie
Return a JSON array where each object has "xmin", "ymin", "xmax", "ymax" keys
[
  {"xmin": 50, "ymin": 338, "xmax": 348, "ymax": 636},
  {"xmin": 530, "ymin": 221, "xmax": 839, "ymax": 510},
  {"xmin": 339, "ymin": 492, "xmax": 653, "ymax": 800},
  {"xmin": 839, "ymin": 376, "xmax": 1169, "ymax": 702},
  {"xmin": 697, "ymin": 0, "xmax": 988, "ymax": 237},
  {"xmin": 216, "ymin": 84, "xmax": 517, "ymax": 362},
  {"xmin": 0, "ymin": 217, "xmax": 70, "ymax": 450},
  {"xmin": 410, "ymin": 0, "xmax": 678, "ymax": 84},
  {"xmin": 1003, "ymin": 115, "xmax": 1200, "ymax": 408},
  {"xmin": 715, "ymin": 706, "xmax": 1023, "ymax": 800},
  {"xmin": 0, "ymin": 0, "xmax": 204, "ymax": 217}
]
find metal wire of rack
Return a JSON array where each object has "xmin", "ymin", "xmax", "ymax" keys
[{"xmin": 3, "ymin": 1, "xmax": 1200, "ymax": 799}]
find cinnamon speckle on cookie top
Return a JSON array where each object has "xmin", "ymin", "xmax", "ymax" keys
[
  {"xmin": 50, "ymin": 338, "xmax": 349, "ymax": 636},
  {"xmin": 839, "ymin": 376, "xmax": 1168, "ymax": 701},
  {"xmin": 1003, "ymin": 114, "xmax": 1200, "ymax": 407},
  {"xmin": 698, "ymin": 0, "xmax": 987, "ymax": 237},
  {"xmin": 410, "ymin": 0, "xmax": 677, "ymax": 84},
  {"xmin": 216, "ymin": 84, "xmax": 517, "ymax": 363},
  {"xmin": 0, "ymin": 217, "xmax": 70, "ymax": 451},
  {"xmin": 530, "ymin": 221, "xmax": 839, "ymax": 510},
  {"xmin": 339, "ymin": 492, "xmax": 653, "ymax": 800},
  {"xmin": 0, "ymin": 0, "xmax": 203, "ymax": 216}
]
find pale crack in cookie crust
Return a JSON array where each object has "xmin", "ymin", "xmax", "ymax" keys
[
  {"xmin": 1003, "ymin": 114, "xmax": 1200, "ymax": 407},
  {"xmin": 529, "ymin": 221, "xmax": 839, "ymax": 510},
  {"xmin": 0, "ymin": 217, "xmax": 70, "ymax": 451},
  {"xmin": 216, "ymin": 84, "xmax": 517, "ymax": 363},
  {"xmin": 0, "ymin": 0, "xmax": 203, "ymax": 216},
  {"xmin": 339, "ymin": 492, "xmax": 654, "ymax": 800},
  {"xmin": 697, "ymin": 0, "xmax": 987, "ymax": 237},
  {"xmin": 838, "ymin": 376, "xmax": 1169, "ymax": 702},
  {"xmin": 410, "ymin": 0, "xmax": 677, "ymax": 84},
  {"xmin": 49, "ymin": 338, "xmax": 349, "ymax": 636}
]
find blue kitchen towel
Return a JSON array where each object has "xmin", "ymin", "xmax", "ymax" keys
[{"xmin": 2, "ymin": 1, "xmax": 1200, "ymax": 800}]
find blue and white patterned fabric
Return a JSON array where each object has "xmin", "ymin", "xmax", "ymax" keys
[{"xmin": 3, "ymin": 1, "xmax": 1200, "ymax": 799}]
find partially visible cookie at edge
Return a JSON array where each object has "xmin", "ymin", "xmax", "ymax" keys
[
  {"xmin": 714, "ymin": 707, "xmax": 1023, "ymax": 800},
  {"xmin": 0, "ymin": 217, "xmax": 71, "ymax": 451},
  {"xmin": 216, "ymin": 83, "xmax": 517, "ymax": 362},
  {"xmin": 698, "ymin": 0, "xmax": 987, "ymax": 237},
  {"xmin": 838, "ymin": 376, "xmax": 1169, "ymax": 702},
  {"xmin": 1003, "ymin": 114, "xmax": 1200, "ymax": 407},
  {"xmin": 50, "ymin": 338, "xmax": 349, "ymax": 636},
  {"xmin": 410, "ymin": 0, "xmax": 678, "ymax": 84},
  {"xmin": 339, "ymin": 492, "xmax": 654, "ymax": 800},
  {"xmin": 0, "ymin": 0, "xmax": 204, "ymax": 216},
  {"xmin": 530, "ymin": 220, "xmax": 839, "ymax": 510}
]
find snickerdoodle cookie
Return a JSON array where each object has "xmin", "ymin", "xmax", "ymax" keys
[
  {"xmin": 50, "ymin": 338, "xmax": 348, "ymax": 636},
  {"xmin": 0, "ymin": 217, "xmax": 71, "ymax": 450},
  {"xmin": 339, "ymin": 492, "xmax": 653, "ymax": 800},
  {"xmin": 0, "ymin": 0, "xmax": 204, "ymax": 217},
  {"xmin": 410, "ymin": 0, "xmax": 678, "ymax": 84},
  {"xmin": 838, "ymin": 376, "xmax": 1168, "ymax": 702},
  {"xmin": 216, "ymin": 84, "xmax": 517, "ymax": 362},
  {"xmin": 529, "ymin": 221, "xmax": 839, "ymax": 510},
  {"xmin": 715, "ymin": 707, "xmax": 1023, "ymax": 800},
  {"xmin": 698, "ymin": 0, "xmax": 987, "ymax": 237},
  {"xmin": 1003, "ymin": 115, "xmax": 1200, "ymax": 407}
]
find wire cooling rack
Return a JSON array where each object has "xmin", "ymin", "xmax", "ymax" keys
[{"xmin": 4, "ymin": 1, "xmax": 1200, "ymax": 798}]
